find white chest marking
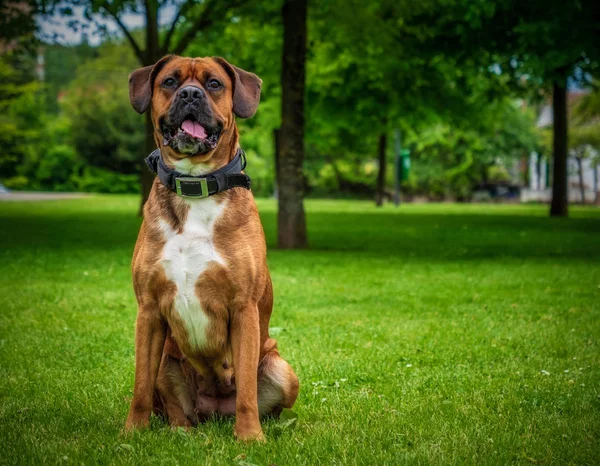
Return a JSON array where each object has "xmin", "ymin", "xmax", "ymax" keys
[{"xmin": 159, "ymin": 198, "xmax": 227, "ymax": 350}]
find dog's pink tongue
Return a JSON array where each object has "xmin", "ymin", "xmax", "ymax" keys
[{"xmin": 181, "ymin": 120, "xmax": 207, "ymax": 139}]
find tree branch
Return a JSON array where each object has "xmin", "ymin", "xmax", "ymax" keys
[
  {"xmin": 162, "ymin": 0, "xmax": 194, "ymax": 53},
  {"xmin": 171, "ymin": 0, "xmax": 218, "ymax": 55},
  {"xmin": 171, "ymin": 0, "xmax": 249, "ymax": 55},
  {"xmin": 101, "ymin": 2, "xmax": 145, "ymax": 63},
  {"xmin": 143, "ymin": 0, "xmax": 160, "ymax": 60}
]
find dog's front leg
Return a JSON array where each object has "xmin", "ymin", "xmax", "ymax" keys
[
  {"xmin": 231, "ymin": 303, "xmax": 264, "ymax": 441},
  {"xmin": 125, "ymin": 307, "xmax": 167, "ymax": 430}
]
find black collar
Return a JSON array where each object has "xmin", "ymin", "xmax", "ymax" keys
[{"xmin": 145, "ymin": 148, "xmax": 251, "ymax": 199}]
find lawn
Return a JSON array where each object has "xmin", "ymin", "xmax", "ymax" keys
[{"xmin": 0, "ymin": 196, "xmax": 599, "ymax": 465}]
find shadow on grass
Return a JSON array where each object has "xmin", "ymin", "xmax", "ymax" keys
[{"xmin": 2, "ymin": 203, "xmax": 599, "ymax": 262}]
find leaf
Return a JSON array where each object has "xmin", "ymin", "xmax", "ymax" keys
[
  {"xmin": 115, "ymin": 443, "xmax": 135, "ymax": 453},
  {"xmin": 279, "ymin": 417, "xmax": 298, "ymax": 430},
  {"xmin": 175, "ymin": 427, "xmax": 190, "ymax": 439},
  {"xmin": 280, "ymin": 408, "xmax": 298, "ymax": 421},
  {"xmin": 276, "ymin": 408, "xmax": 298, "ymax": 430}
]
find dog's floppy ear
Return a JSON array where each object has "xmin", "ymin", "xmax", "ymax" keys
[
  {"xmin": 128, "ymin": 55, "xmax": 175, "ymax": 114},
  {"xmin": 213, "ymin": 57, "xmax": 262, "ymax": 118}
]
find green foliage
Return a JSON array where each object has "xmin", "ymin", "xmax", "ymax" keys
[
  {"xmin": 43, "ymin": 42, "xmax": 98, "ymax": 113},
  {"xmin": 0, "ymin": 44, "xmax": 141, "ymax": 194},
  {"xmin": 61, "ymin": 42, "xmax": 143, "ymax": 175},
  {"xmin": 487, "ymin": 164, "xmax": 511, "ymax": 183},
  {"xmin": 6, "ymin": 109, "xmax": 139, "ymax": 193},
  {"xmin": 300, "ymin": 0, "xmax": 545, "ymax": 199},
  {"xmin": 0, "ymin": 55, "xmax": 44, "ymax": 180},
  {"xmin": 410, "ymin": 0, "xmax": 599, "ymax": 90},
  {"xmin": 70, "ymin": 166, "xmax": 140, "ymax": 193},
  {"xmin": 8, "ymin": 0, "xmax": 572, "ymax": 199},
  {"xmin": 569, "ymin": 85, "xmax": 600, "ymax": 158},
  {"xmin": 0, "ymin": 0, "xmax": 38, "ymax": 53},
  {"xmin": 36, "ymin": 144, "xmax": 78, "ymax": 189},
  {"xmin": 3, "ymin": 176, "xmax": 29, "ymax": 190},
  {"xmin": 401, "ymin": 98, "xmax": 539, "ymax": 199}
]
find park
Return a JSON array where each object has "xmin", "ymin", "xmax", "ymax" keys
[{"xmin": 1, "ymin": 0, "xmax": 599, "ymax": 464}]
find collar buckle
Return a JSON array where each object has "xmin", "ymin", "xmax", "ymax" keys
[{"xmin": 175, "ymin": 177, "xmax": 209, "ymax": 199}]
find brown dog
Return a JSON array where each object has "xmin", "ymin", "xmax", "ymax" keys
[{"xmin": 125, "ymin": 55, "xmax": 299, "ymax": 441}]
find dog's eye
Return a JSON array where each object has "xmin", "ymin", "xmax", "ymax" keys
[
  {"xmin": 163, "ymin": 78, "xmax": 177, "ymax": 88},
  {"xmin": 207, "ymin": 79, "xmax": 222, "ymax": 89}
]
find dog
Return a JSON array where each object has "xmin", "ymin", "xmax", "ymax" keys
[{"xmin": 125, "ymin": 55, "xmax": 299, "ymax": 441}]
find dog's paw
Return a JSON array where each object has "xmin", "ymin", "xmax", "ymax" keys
[
  {"xmin": 234, "ymin": 425, "xmax": 265, "ymax": 443},
  {"xmin": 125, "ymin": 414, "xmax": 150, "ymax": 432}
]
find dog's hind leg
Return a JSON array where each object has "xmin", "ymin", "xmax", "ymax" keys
[
  {"xmin": 155, "ymin": 354, "xmax": 197, "ymax": 427},
  {"xmin": 257, "ymin": 339, "xmax": 299, "ymax": 417}
]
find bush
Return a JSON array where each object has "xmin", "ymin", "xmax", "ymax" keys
[
  {"xmin": 487, "ymin": 164, "xmax": 511, "ymax": 183},
  {"xmin": 36, "ymin": 144, "xmax": 79, "ymax": 191},
  {"xmin": 3, "ymin": 176, "xmax": 29, "ymax": 190},
  {"xmin": 70, "ymin": 166, "xmax": 139, "ymax": 194}
]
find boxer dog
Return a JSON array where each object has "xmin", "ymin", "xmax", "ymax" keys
[{"xmin": 125, "ymin": 55, "xmax": 299, "ymax": 441}]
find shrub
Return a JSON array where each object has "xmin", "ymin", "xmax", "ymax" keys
[
  {"xmin": 3, "ymin": 176, "xmax": 29, "ymax": 190},
  {"xmin": 70, "ymin": 166, "xmax": 139, "ymax": 194}
]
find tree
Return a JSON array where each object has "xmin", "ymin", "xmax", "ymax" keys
[
  {"xmin": 306, "ymin": 0, "xmax": 502, "ymax": 206},
  {"xmin": 0, "ymin": 0, "xmax": 37, "ymax": 53},
  {"xmin": 404, "ymin": 98, "xmax": 540, "ymax": 200},
  {"xmin": 375, "ymin": 133, "xmax": 387, "ymax": 206},
  {"xmin": 61, "ymin": 43, "xmax": 143, "ymax": 176},
  {"xmin": 406, "ymin": 0, "xmax": 600, "ymax": 216},
  {"xmin": 0, "ymin": 0, "xmax": 40, "ymax": 181},
  {"xmin": 43, "ymin": 0, "xmax": 253, "ymax": 210},
  {"xmin": 43, "ymin": 40, "xmax": 98, "ymax": 113},
  {"xmin": 0, "ymin": 57, "xmax": 42, "ymax": 180},
  {"xmin": 278, "ymin": 0, "xmax": 308, "ymax": 248}
]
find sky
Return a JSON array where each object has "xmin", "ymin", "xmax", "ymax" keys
[{"xmin": 37, "ymin": 4, "xmax": 176, "ymax": 46}]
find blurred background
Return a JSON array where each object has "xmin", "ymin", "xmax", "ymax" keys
[{"xmin": 0, "ymin": 0, "xmax": 599, "ymax": 245}]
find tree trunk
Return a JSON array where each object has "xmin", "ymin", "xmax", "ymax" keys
[
  {"xmin": 594, "ymin": 164, "xmax": 599, "ymax": 205},
  {"xmin": 576, "ymin": 156, "xmax": 584, "ymax": 204},
  {"xmin": 145, "ymin": 0, "xmax": 160, "ymax": 60},
  {"xmin": 139, "ymin": 0, "xmax": 161, "ymax": 214},
  {"xmin": 550, "ymin": 79, "xmax": 568, "ymax": 217},
  {"xmin": 536, "ymin": 154, "xmax": 542, "ymax": 190},
  {"xmin": 375, "ymin": 132, "xmax": 387, "ymax": 206},
  {"xmin": 139, "ymin": 112, "xmax": 157, "ymax": 214},
  {"xmin": 277, "ymin": 0, "xmax": 308, "ymax": 249},
  {"xmin": 273, "ymin": 128, "xmax": 280, "ymax": 198}
]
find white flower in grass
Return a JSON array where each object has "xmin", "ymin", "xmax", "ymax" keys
[{"xmin": 541, "ymin": 370, "xmax": 550, "ymax": 376}]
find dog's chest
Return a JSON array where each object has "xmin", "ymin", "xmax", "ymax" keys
[{"xmin": 159, "ymin": 198, "xmax": 227, "ymax": 350}]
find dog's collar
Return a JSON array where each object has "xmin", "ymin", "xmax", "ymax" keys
[{"xmin": 145, "ymin": 148, "xmax": 251, "ymax": 199}]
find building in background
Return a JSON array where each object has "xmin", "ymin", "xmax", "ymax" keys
[{"xmin": 521, "ymin": 91, "xmax": 599, "ymax": 204}]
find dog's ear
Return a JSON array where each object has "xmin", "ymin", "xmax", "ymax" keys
[
  {"xmin": 128, "ymin": 55, "xmax": 175, "ymax": 114},
  {"xmin": 213, "ymin": 57, "xmax": 262, "ymax": 118}
]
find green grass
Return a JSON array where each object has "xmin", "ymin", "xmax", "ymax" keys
[{"xmin": 1, "ymin": 197, "xmax": 599, "ymax": 465}]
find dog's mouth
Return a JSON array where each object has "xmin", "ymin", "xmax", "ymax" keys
[{"xmin": 161, "ymin": 115, "xmax": 222, "ymax": 156}]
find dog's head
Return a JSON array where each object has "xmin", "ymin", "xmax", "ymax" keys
[{"xmin": 129, "ymin": 55, "xmax": 261, "ymax": 162}]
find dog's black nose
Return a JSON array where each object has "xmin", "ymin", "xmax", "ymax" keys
[{"xmin": 178, "ymin": 86, "xmax": 204, "ymax": 103}]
